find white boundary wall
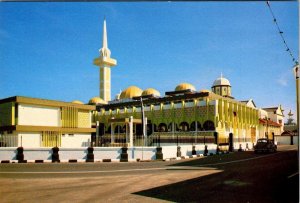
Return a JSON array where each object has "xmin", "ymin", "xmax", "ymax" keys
[
  {"xmin": 234, "ymin": 142, "xmax": 253, "ymax": 151},
  {"xmin": 59, "ymin": 148, "xmax": 88, "ymax": 160},
  {"xmin": 162, "ymin": 146, "xmax": 177, "ymax": 159},
  {"xmin": 0, "ymin": 147, "xmax": 16, "ymax": 160},
  {"xmin": 0, "ymin": 144, "xmax": 220, "ymax": 161},
  {"xmin": 180, "ymin": 145, "xmax": 193, "ymax": 157},
  {"xmin": 94, "ymin": 147, "xmax": 122, "ymax": 159},
  {"xmin": 128, "ymin": 147, "xmax": 156, "ymax": 160},
  {"xmin": 23, "ymin": 148, "xmax": 52, "ymax": 160},
  {"xmin": 275, "ymin": 136, "xmax": 298, "ymax": 145}
]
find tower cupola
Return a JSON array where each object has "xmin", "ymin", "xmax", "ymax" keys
[{"xmin": 211, "ymin": 74, "xmax": 232, "ymax": 98}]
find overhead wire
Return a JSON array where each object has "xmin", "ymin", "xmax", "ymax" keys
[{"xmin": 266, "ymin": 1, "xmax": 298, "ymax": 65}]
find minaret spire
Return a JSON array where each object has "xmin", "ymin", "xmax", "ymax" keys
[
  {"xmin": 94, "ymin": 18, "xmax": 117, "ymax": 102},
  {"xmin": 103, "ymin": 17, "xmax": 108, "ymax": 49}
]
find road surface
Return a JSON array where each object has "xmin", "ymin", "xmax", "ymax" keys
[{"xmin": 0, "ymin": 145, "xmax": 298, "ymax": 202}]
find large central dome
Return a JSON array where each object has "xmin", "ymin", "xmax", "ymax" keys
[{"xmin": 120, "ymin": 86, "xmax": 143, "ymax": 99}]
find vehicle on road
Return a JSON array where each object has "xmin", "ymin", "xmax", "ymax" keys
[{"xmin": 254, "ymin": 138, "xmax": 277, "ymax": 153}]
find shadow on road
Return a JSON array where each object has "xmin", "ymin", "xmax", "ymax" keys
[{"xmin": 133, "ymin": 150, "xmax": 299, "ymax": 203}]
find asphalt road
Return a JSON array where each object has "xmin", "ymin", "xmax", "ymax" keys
[{"xmin": 0, "ymin": 145, "xmax": 298, "ymax": 203}]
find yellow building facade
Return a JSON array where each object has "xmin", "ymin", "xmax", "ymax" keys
[
  {"xmin": 0, "ymin": 96, "xmax": 95, "ymax": 147},
  {"xmin": 92, "ymin": 81, "xmax": 259, "ymax": 148}
]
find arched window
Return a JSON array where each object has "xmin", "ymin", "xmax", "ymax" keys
[
  {"xmin": 203, "ymin": 120, "xmax": 215, "ymax": 131},
  {"xmin": 106, "ymin": 126, "xmax": 111, "ymax": 134},
  {"xmin": 98, "ymin": 123, "xmax": 105, "ymax": 136},
  {"xmin": 114, "ymin": 125, "xmax": 124, "ymax": 133},
  {"xmin": 179, "ymin": 122, "xmax": 189, "ymax": 132},
  {"xmin": 190, "ymin": 121, "xmax": 201, "ymax": 131},
  {"xmin": 147, "ymin": 123, "xmax": 153, "ymax": 135},
  {"xmin": 158, "ymin": 123, "xmax": 168, "ymax": 132}
]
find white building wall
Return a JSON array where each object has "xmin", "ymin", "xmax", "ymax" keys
[
  {"xmin": 61, "ymin": 133, "xmax": 91, "ymax": 148},
  {"xmin": 259, "ymin": 109, "xmax": 268, "ymax": 119},
  {"xmin": 18, "ymin": 104, "xmax": 60, "ymax": 127},
  {"xmin": 18, "ymin": 132, "xmax": 41, "ymax": 147}
]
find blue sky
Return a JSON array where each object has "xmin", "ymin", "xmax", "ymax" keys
[{"xmin": 0, "ymin": 2, "xmax": 298, "ymax": 121}]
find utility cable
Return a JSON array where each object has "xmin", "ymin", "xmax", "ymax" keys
[{"xmin": 266, "ymin": 1, "xmax": 298, "ymax": 65}]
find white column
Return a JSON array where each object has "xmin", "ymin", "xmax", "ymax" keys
[
  {"xmin": 111, "ymin": 123, "xmax": 114, "ymax": 144},
  {"xmin": 172, "ymin": 122, "xmax": 175, "ymax": 139},
  {"xmin": 129, "ymin": 116, "xmax": 133, "ymax": 147},
  {"xmin": 195, "ymin": 121, "xmax": 198, "ymax": 144},
  {"xmin": 144, "ymin": 117, "xmax": 147, "ymax": 146},
  {"xmin": 96, "ymin": 121, "xmax": 99, "ymax": 146},
  {"xmin": 126, "ymin": 123, "xmax": 128, "ymax": 143}
]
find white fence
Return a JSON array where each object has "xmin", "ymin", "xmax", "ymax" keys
[
  {"xmin": 128, "ymin": 147, "xmax": 157, "ymax": 160},
  {"xmin": 275, "ymin": 136, "xmax": 298, "ymax": 145},
  {"xmin": 59, "ymin": 148, "xmax": 88, "ymax": 160},
  {"xmin": 0, "ymin": 148, "xmax": 17, "ymax": 160},
  {"xmin": 0, "ymin": 143, "xmax": 234, "ymax": 162},
  {"xmin": 94, "ymin": 147, "xmax": 122, "ymax": 160},
  {"xmin": 23, "ymin": 148, "xmax": 52, "ymax": 160}
]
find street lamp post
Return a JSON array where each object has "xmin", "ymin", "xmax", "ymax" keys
[
  {"xmin": 293, "ymin": 63, "xmax": 299, "ymax": 156},
  {"xmin": 140, "ymin": 97, "xmax": 146, "ymax": 146}
]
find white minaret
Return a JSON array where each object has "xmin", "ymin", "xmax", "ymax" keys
[{"xmin": 94, "ymin": 18, "xmax": 117, "ymax": 102}]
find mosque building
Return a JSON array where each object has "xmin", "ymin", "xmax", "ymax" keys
[{"xmin": 0, "ymin": 19, "xmax": 284, "ymax": 149}]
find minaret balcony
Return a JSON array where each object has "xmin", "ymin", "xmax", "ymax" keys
[{"xmin": 94, "ymin": 57, "xmax": 117, "ymax": 67}]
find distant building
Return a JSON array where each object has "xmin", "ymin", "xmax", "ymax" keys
[
  {"xmin": 282, "ymin": 110, "xmax": 298, "ymax": 136},
  {"xmin": 257, "ymin": 106, "xmax": 284, "ymax": 140},
  {"xmin": 0, "ymin": 96, "xmax": 95, "ymax": 147}
]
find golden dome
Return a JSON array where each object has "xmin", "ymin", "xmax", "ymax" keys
[
  {"xmin": 71, "ymin": 100, "xmax": 84, "ymax": 104},
  {"xmin": 88, "ymin": 97, "xmax": 107, "ymax": 105},
  {"xmin": 120, "ymin": 86, "xmax": 143, "ymax": 99},
  {"xmin": 142, "ymin": 88, "xmax": 161, "ymax": 97},
  {"xmin": 200, "ymin": 89, "xmax": 211, "ymax": 93},
  {"xmin": 175, "ymin": 83, "xmax": 196, "ymax": 92}
]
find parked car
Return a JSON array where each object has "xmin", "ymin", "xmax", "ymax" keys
[{"xmin": 254, "ymin": 138, "xmax": 277, "ymax": 153}]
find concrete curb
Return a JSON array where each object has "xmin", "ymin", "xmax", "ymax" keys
[
  {"xmin": 164, "ymin": 154, "xmax": 205, "ymax": 162},
  {"xmin": 0, "ymin": 152, "xmax": 218, "ymax": 164}
]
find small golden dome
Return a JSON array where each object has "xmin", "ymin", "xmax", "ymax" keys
[
  {"xmin": 200, "ymin": 89, "xmax": 211, "ymax": 93},
  {"xmin": 71, "ymin": 100, "xmax": 84, "ymax": 104},
  {"xmin": 120, "ymin": 86, "xmax": 143, "ymax": 99},
  {"xmin": 88, "ymin": 97, "xmax": 107, "ymax": 105},
  {"xmin": 142, "ymin": 88, "xmax": 161, "ymax": 97},
  {"xmin": 175, "ymin": 83, "xmax": 196, "ymax": 92}
]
